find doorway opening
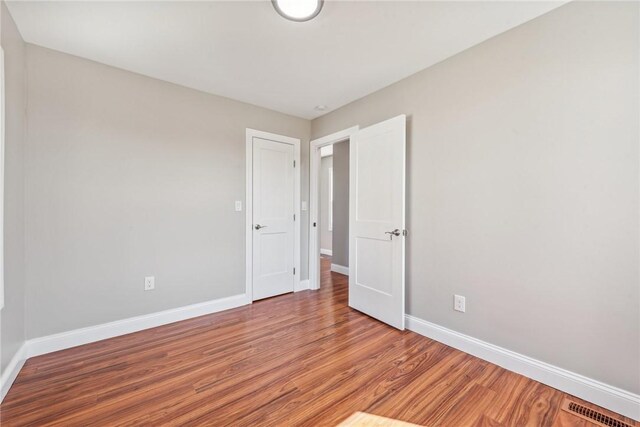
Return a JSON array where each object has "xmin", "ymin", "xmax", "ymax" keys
[
  {"xmin": 310, "ymin": 116, "xmax": 406, "ymax": 330},
  {"xmin": 318, "ymin": 140, "xmax": 350, "ymax": 294},
  {"xmin": 309, "ymin": 127, "xmax": 358, "ymax": 291}
]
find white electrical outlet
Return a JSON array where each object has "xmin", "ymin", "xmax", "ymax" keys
[
  {"xmin": 454, "ymin": 295, "xmax": 466, "ymax": 312},
  {"xmin": 235, "ymin": 201, "xmax": 242, "ymax": 212},
  {"xmin": 144, "ymin": 276, "xmax": 155, "ymax": 291}
]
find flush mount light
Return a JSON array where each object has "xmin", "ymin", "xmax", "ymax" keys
[
  {"xmin": 272, "ymin": 0, "xmax": 324, "ymax": 22},
  {"xmin": 314, "ymin": 105, "xmax": 327, "ymax": 112}
]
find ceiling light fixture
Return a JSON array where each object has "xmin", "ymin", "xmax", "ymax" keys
[
  {"xmin": 272, "ymin": 0, "xmax": 324, "ymax": 22},
  {"xmin": 314, "ymin": 105, "xmax": 327, "ymax": 111}
]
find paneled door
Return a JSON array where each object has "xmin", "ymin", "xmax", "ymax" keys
[
  {"xmin": 349, "ymin": 115, "xmax": 406, "ymax": 329},
  {"xmin": 252, "ymin": 137, "xmax": 295, "ymax": 300}
]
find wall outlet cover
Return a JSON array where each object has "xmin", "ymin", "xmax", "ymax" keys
[{"xmin": 144, "ymin": 276, "xmax": 155, "ymax": 291}]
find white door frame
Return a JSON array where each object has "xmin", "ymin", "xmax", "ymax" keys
[
  {"xmin": 245, "ymin": 128, "xmax": 301, "ymax": 301},
  {"xmin": 309, "ymin": 126, "xmax": 359, "ymax": 290},
  {"xmin": 0, "ymin": 48, "xmax": 5, "ymax": 311}
]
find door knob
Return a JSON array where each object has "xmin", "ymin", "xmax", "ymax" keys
[
  {"xmin": 254, "ymin": 224, "xmax": 267, "ymax": 230},
  {"xmin": 385, "ymin": 229, "xmax": 401, "ymax": 239}
]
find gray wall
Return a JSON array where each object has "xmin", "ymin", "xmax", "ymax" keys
[
  {"xmin": 1, "ymin": 1, "xmax": 26, "ymax": 374},
  {"xmin": 312, "ymin": 1, "xmax": 639, "ymax": 394},
  {"xmin": 24, "ymin": 45, "xmax": 310, "ymax": 338},
  {"xmin": 319, "ymin": 155, "xmax": 333, "ymax": 253},
  {"xmin": 331, "ymin": 141, "xmax": 349, "ymax": 268}
]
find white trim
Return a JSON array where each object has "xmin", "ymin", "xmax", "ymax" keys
[
  {"xmin": 330, "ymin": 263, "xmax": 349, "ymax": 276},
  {"xmin": 328, "ymin": 166, "xmax": 333, "ymax": 232},
  {"xmin": 309, "ymin": 126, "xmax": 358, "ymax": 291},
  {"xmin": 320, "ymin": 145, "xmax": 333, "ymax": 157},
  {"xmin": 295, "ymin": 280, "xmax": 310, "ymax": 292},
  {"xmin": 245, "ymin": 132, "xmax": 253, "ymax": 300},
  {"xmin": 405, "ymin": 314, "xmax": 640, "ymax": 421},
  {"xmin": 320, "ymin": 248, "xmax": 332, "ymax": 256},
  {"xmin": 0, "ymin": 343, "xmax": 27, "ymax": 402},
  {"xmin": 0, "ymin": 47, "xmax": 5, "ymax": 310},
  {"xmin": 28, "ymin": 294, "xmax": 250, "ymax": 359},
  {"xmin": 245, "ymin": 129, "xmax": 301, "ymax": 301}
]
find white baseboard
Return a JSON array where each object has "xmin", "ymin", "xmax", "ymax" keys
[
  {"xmin": 331, "ymin": 264, "xmax": 349, "ymax": 276},
  {"xmin": 295, "ymin": 280, "xmax": 310, "ymax": 292},
  {"xmin": 320, "ymin": 249, "xmax": 333, "ymax": 256},
  {"xmin": 27, "ymin": 293, "xmax": 251, "ymax": 359},
  {"xmin": 0, "ymin": 343, "xmax": 28, "ymax": 402},
  {"xmin": 405, "ymin": 314, "xmax": 640, "ymax": 421}
]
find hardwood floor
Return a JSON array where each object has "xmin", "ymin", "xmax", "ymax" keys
[{"xmin": 1, "ymin": 256, "xmax": 636, "ymax": 426}]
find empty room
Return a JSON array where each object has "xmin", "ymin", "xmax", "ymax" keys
[{"xmin": 0, "ymin": 0, "xmax": 638, "ymax": 426}]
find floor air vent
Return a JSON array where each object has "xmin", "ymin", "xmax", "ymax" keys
[{"xmin": 561, "ymin": 399, "xmax": 633, "ymax": 427}]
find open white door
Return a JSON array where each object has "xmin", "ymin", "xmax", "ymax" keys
[
  {"xmin": 252, "ymin": 137, "xmax": 295, "ymax": 300},
  {"xmin": 349, "ymin": 115, "xmax": 406, "ymax": 329}
]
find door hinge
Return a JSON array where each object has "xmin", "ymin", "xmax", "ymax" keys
[
  {"xmin": 293, "ymin": 267, "xmax": 296, "ymax": 275},
  {"xmin": 293, "ymin": 214, "xmax": 296, "ymax": 221},
  {"xmin": 293, "ymin": 160, "xmax": 296, "ymax": 168}
]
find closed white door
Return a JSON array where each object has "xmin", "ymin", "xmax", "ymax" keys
[
  {"xmin": 349, "ymin": 115, "xmax": 406, "ymax": 329},
  {"xmin": 252, "ymin": 137, "xmax": 295, "ymax": 300}
]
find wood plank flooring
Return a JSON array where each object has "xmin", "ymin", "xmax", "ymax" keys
[{"xmin": 1, "ymin": 256, "xmax": 636, "ymax": 426}]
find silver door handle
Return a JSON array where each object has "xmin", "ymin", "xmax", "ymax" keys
[
  {"xmin": 254, "ymin": 224, "xmax": 267, "ymax": 230},
  {"xmin": 385, "ymin": 229, "xmax": 401, "ymax": 238}
]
